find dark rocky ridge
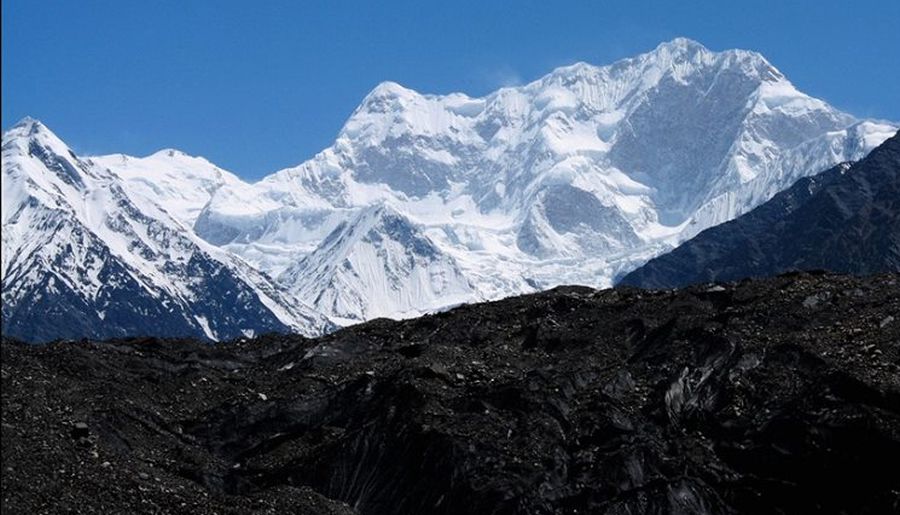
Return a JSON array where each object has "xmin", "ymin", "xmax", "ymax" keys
[
  {"xmin": 3, "ymin": 272, "xmax": 900, "ymax": 514},
  {"xmin": 620, "ymin": 131, "xmax": 900, "ymax": 289}
]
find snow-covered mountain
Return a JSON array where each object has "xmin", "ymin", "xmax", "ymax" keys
[
  {"xmin": 1, "ymin": 118, "xmax": 332, "ymax": 342},
  {"xmin": 3, "ymin": 38, "xmax": 896, "ymax": 339},
  {"xmin": 194, "ymin": 38, "xmax": 895, "ymax": 320}
]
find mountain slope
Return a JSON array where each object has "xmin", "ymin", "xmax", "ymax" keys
[
  {"xmin": 1, "ymin": 119, "xmax": 332, "ymax": 342},
  {"xmin": 619, "ymin": 131, "xmax": 900, "ymax": 288},
  {"xmin": 279, "ymin": 204, "xmax": 476, "ymax": 322}
]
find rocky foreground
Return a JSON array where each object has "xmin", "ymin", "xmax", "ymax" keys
[{"xmin": 2, "ymin": 272, "xmax": 899, "ymax": 514}]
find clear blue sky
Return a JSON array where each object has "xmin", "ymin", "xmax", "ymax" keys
[{"xmin": 3, "ymin": 0, "xmax": 898, "ymax": 180}]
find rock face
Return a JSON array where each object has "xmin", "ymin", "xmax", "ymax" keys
[
  {"xmin": 620, "ymin": 131, "xmax": 900, "ymax": 289},
  {"xmin": 3, "ymin": 272, "xmax": 899, "ymax": 514}
]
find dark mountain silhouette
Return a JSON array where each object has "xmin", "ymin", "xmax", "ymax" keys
[{"xmin": 620, "ymin": 131, "xmax": 900, "ymax": 289}]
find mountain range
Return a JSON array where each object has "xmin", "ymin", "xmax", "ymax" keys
[{"xmin": 2, "ymin": 38, "xmax": 897, "ymax": 341}]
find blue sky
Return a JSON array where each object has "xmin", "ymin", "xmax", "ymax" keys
[{"xmin": 3, "ymin": 0, "xmax": 898, "ymax": 180}]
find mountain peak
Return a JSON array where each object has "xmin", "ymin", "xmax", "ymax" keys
[
  {"xmin": 3, "ymin": 117, "xmax": 74, "ymax": 160},
  {"xmin": 12, "ymin": 115, "xmax": 41, "ymax": 128},
  {"xmin": 540, "ymin": 38, "xmax": 779, "ymax": 97},
  {"xmin": 5, "ymin": 116, "xmax": 49, "ymax": 138},
  {"xmin": 640, "ymin": 38, "xmax": 780, "ymax": 79},
  {"xmin": 548, "ymin": 38, "xmax": 711, "ymax": 81},
  {"xmin": 153, "ymin": 148, "xmax": 187, "ymax": 157},
  {"xmin": 364, "ymin": 81, "xmax": 417, "ymax": 101},
  {"xmin": 634, "ymin": 37, "xmax": 712, "ymax": 67},
  {"xmin": 353, "ymin": 81, "xmax": 422, "ymax": 118},
  {"xmin": 654, "ymin": 37, "xmax": 708, "ymax": 54}
]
